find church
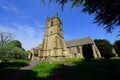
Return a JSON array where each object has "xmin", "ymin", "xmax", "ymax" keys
[{"xmin": 28, "ymin": 13, "xmax": 101, "ymax": 60}]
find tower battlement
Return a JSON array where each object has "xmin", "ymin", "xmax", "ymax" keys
[{"xmin": 39, "ymin": 13, "xmax": 69, "ymax": 60}]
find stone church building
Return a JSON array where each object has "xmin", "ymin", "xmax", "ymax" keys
[{"xmin": 29, "ymin": 13, "xmax": 101, "ymax": 60}]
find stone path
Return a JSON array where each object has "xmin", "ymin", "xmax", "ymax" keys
[{"xmin": 2, "ymin": 60, "xmax": 40, "ymax": 80}]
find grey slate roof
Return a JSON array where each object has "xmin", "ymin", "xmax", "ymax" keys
[
  {"xmin": 66, "ymin": 36, "xmax": 93, "ymax": 47},
  {"xmin": 32, "ymin": 36, "xmax": 93, "ymax": 51}
]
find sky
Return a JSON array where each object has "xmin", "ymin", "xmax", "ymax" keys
[{"xmin": 0, "ymin": 0, "xmax": 119, "ymax": 50}]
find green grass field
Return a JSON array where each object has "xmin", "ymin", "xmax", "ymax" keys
[
  {"xmin": 21, "ymin": 62, "xmax": 64, "ymax": 80},
  {"xmin": 0, "ymin": 59, "xmax": 29, "ymax": 79},
  {"xmin": 66, "ymin": 59, "xmax": 120, "ymax": 80},
  {"xmin": 1, "ymin": 58, "xmax": 120, "ymax": 80},
  {"xmin": 22, "ymin": 58, "xmax": 120, "ymax": 80}
]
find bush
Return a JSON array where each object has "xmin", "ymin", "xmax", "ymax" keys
[
  {"xmin": 94, "ymin": 39, "xmax": 114, "ymax": 59},
  {"xmin": 114, "ymin": 40, "xmax": 120, "ymax": 56}
]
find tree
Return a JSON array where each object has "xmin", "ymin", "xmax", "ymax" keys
[
  {"xmin": 0, "ymin": 45, "xmax": 13, "ymax": 62},
  {"xmin": 0, "ymin": 32, "xmax": 14, "ymax": 62},
  {"xmin": 114, "ymin": 40, "xmax": 120, "ymax": 56},
  {"xmin": 0, "ymin": 32, "xmax": 13, "ymax": 46},
  {"xmin": 43, "ymin": 0, "xmax": 120, "ymax": 33},
  {"xmin": 7, "ymin": 40, "xmax": 22, "ymax": 48},
  {"xmin": 0, "ymin": 32, "xmax": 27, "ymax": 62},
  {"xmin": 7, "ymin": 40, "xmax": 25, "ymax": 51},
  {"xmin": 94, "ymin": 39, "xmax": 114, "ymax": 59},
  {"xmin": 10, "ymin": 47, "xmax": 26, "ymax": 59},
  {"xmin": 6, "ymin": 40, "xmax": 26, "ymax": 59}
]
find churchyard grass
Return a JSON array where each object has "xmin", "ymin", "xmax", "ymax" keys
[
  {"xmin": 66, "ymin": 58, "xmax": 120, "ymax": 80},
  {"xmin": 21, "ymin": 58, "xmax": 120, "ymax": 80},
  {"xmin": 21, "ymin": 61, "xmax": 64, "ymax": 80},
  {"xmin": 0, "ymin": 59, "xmax": 29, "ymax": 79}
]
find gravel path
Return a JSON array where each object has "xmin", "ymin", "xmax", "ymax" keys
[{"xmin": 2, "ymin": 60, "xmax": 40, "ymax": 80}]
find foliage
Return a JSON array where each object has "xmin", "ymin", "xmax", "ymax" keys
[
  {"xmin": 114, "ymin": 40, "xmax": 120, "ymax": 56},
  {"xmin": 82, "ymin": 44, "xmax": 94, "ymax": 60},
  {"xmin": 94, "ymin": 39, "xmax": 114, "ymax": 59},
  {"xmin": 82, "ymin": 0, "xmax": 120, "ymax": 33},
  {"xmin": 7, "ymin": 40, "xmax": 27, "ymax": 60},
  {"xmin": 10, "ymin": 47, "xmax": 26, "ymax": 59},
  {"xmin": 25, "ymin": 50, "xmax": 30, "ymax": 57},
  {"xmin": 0, "ymin": 45, "xmax": 13, "ymax": 62},
  {"xmin": 0, "ymin": 32, "xmax": 27, "ymax": 62},
  {"xmin": 43, "ymin": 0, "xmax": 120, "ymax": 33},
  {"xmin": 7, "ymin": 40, "xmax": 23, "ymax": 49}
]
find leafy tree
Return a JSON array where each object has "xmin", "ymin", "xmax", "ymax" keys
[
  {"xmin": 7, "ymin": 40, "xmax": 25, "ymax": 51},
  {"xmin": 0, "ymin": 45, "xmax": 13, "ymax": 62},
  {"xmin": 10, "ymin": 47, "xmax": 26, "ymax": 59},
  {"xmin": 114, "ymin": 40, "xmax": 120, "ymax": 56},
  {"xmin": 0, "ymin": 32, "xmax": 27, "ymax": 62},
  {"xmin": 7, "ymin": 40, "xmax": 22, "ymax": 48},
  {"xmin": 43, "ymin": 0, "xmax": 120, "ymax": 33},
  {"xmin": 0, "ymin": 32, "xmax": 14, "ymax": 62},
  {"xmin": 7, "ymin": 40, "xmax": 27, "ymax": 59},
  {"xmin": 94, "ymin": 39, "xmax": 114, "ymax": 59},
  {"xmin": 25, "ymin": 50, "xmax": 30, "ymax": 56}
]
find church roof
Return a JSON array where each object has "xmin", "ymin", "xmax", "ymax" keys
[
  {"xmin": 32, "ymin": 36, "xmax": 93, "ymax": 51},
  {"xmin": 66, "ymin": 36, "xmax": 93, "ymax": 47}
]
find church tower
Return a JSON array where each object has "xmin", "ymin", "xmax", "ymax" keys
[{"xmin": 39, "ymin": 13, "xmax": 68, "ymax": 60}]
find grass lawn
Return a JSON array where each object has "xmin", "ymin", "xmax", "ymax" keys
[
  {"xmin": 21, "ymin": 61, "xmax": 64, "ymax": 80},
  {"xmin": 66, "ymin": 59, "xmax": 120, "ymax": 80},
  {"xmin": 21, "ymin": 58, "xmax": 120, "ymax": 80},
  {"xmin": 0, "ymin": 59, "xmax": 29, "ymax": 79}
]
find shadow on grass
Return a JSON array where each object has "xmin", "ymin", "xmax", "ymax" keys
[
  {"xmin": 66, "ymin": 59, "xmax": 120, "ymax": 80},
  {"xmin": 1, "ymin": 59, "xmax": 120, "ymax": 80},
  {"xmin": 48, "ymin": 64, "xmax": 72, "ymax": 80},
  {"xmin": 21, "ymin": 63, "xmax": 64, "ymax": 80},
  {"xmin": 1, "ymin": 69, "xmax": 46, "ymax": 80},
  {"xmin": 0, "ymin": 62, "xmax": 28, "ymax": 68},
  {"xmin": 0, "ymin": 62, "xmax": 28, "ymax": 79}
]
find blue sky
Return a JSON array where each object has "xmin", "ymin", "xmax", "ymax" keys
[{"xmin": 0, "ymin": 0, "xmax": 119, "ymax": 50}]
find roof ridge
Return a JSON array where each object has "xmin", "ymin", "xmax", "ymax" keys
[{"xmin": 66, "ymin": 36, "xmax": 91, "ymax": 42}]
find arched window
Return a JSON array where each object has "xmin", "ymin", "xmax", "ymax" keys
[
  {"xmin": 51, "ymin": 31, "xmax": 52, "ymax": 34},
  {"xmin": 51, "ymin": 21, "xmax": 53, "ymax": 26},
  {"xmin": 77, "ymin": 46, "xmax": 80, "ymax": 53}
]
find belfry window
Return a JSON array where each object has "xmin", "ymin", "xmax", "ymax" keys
[
  {"xmin": 51, "ymin": 21, "xmax": 53, "ymax": 26},
  {"xmin": 77, "ymin": 46, "xmax": 80, "ymax": 53},
  {"xmin": 51, "ymin": 31, "xmax": 53, "ymax": 34}
]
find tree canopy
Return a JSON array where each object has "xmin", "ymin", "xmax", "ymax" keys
[
  {"xmin": 94, "ymin": 39, "xmax": 114, "ymax": 59},
  {"xmin": 43, "ymin": 0, "xmax": 120, "ymax": 33},
  {"xmin": 7, "ymin": 40, "xmax": 23, "ymax": 49},
  {"xmin": 0, "ymin": 32, "xmax": 27, "ymax": 62},
  {"xmin": 114, "ymin": 40, "xmax": 120, "ymax": 56}
]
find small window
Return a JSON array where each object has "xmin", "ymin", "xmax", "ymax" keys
[
  {"xmin": 51, "ymin": 31, "xmax": 52, "ymax": 34},
  {"xmin": 51, "ymin": 21, "xmax": 53, "ymax": 26},
  {"xmin": 77, "ymin": 46, "xmax": 80, "ymax": 53}
]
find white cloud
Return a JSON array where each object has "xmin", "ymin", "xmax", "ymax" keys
[
  {"xmin": 13, "ymin": 23, "xmax": 36, "ymax": 38},
  {"xmin": 0, "ymin": 2, "xmax": 25, "ymax": 17},
  {"xmin": 0, "ymin": 24, "xmax": 44, "ymax": 50}
]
